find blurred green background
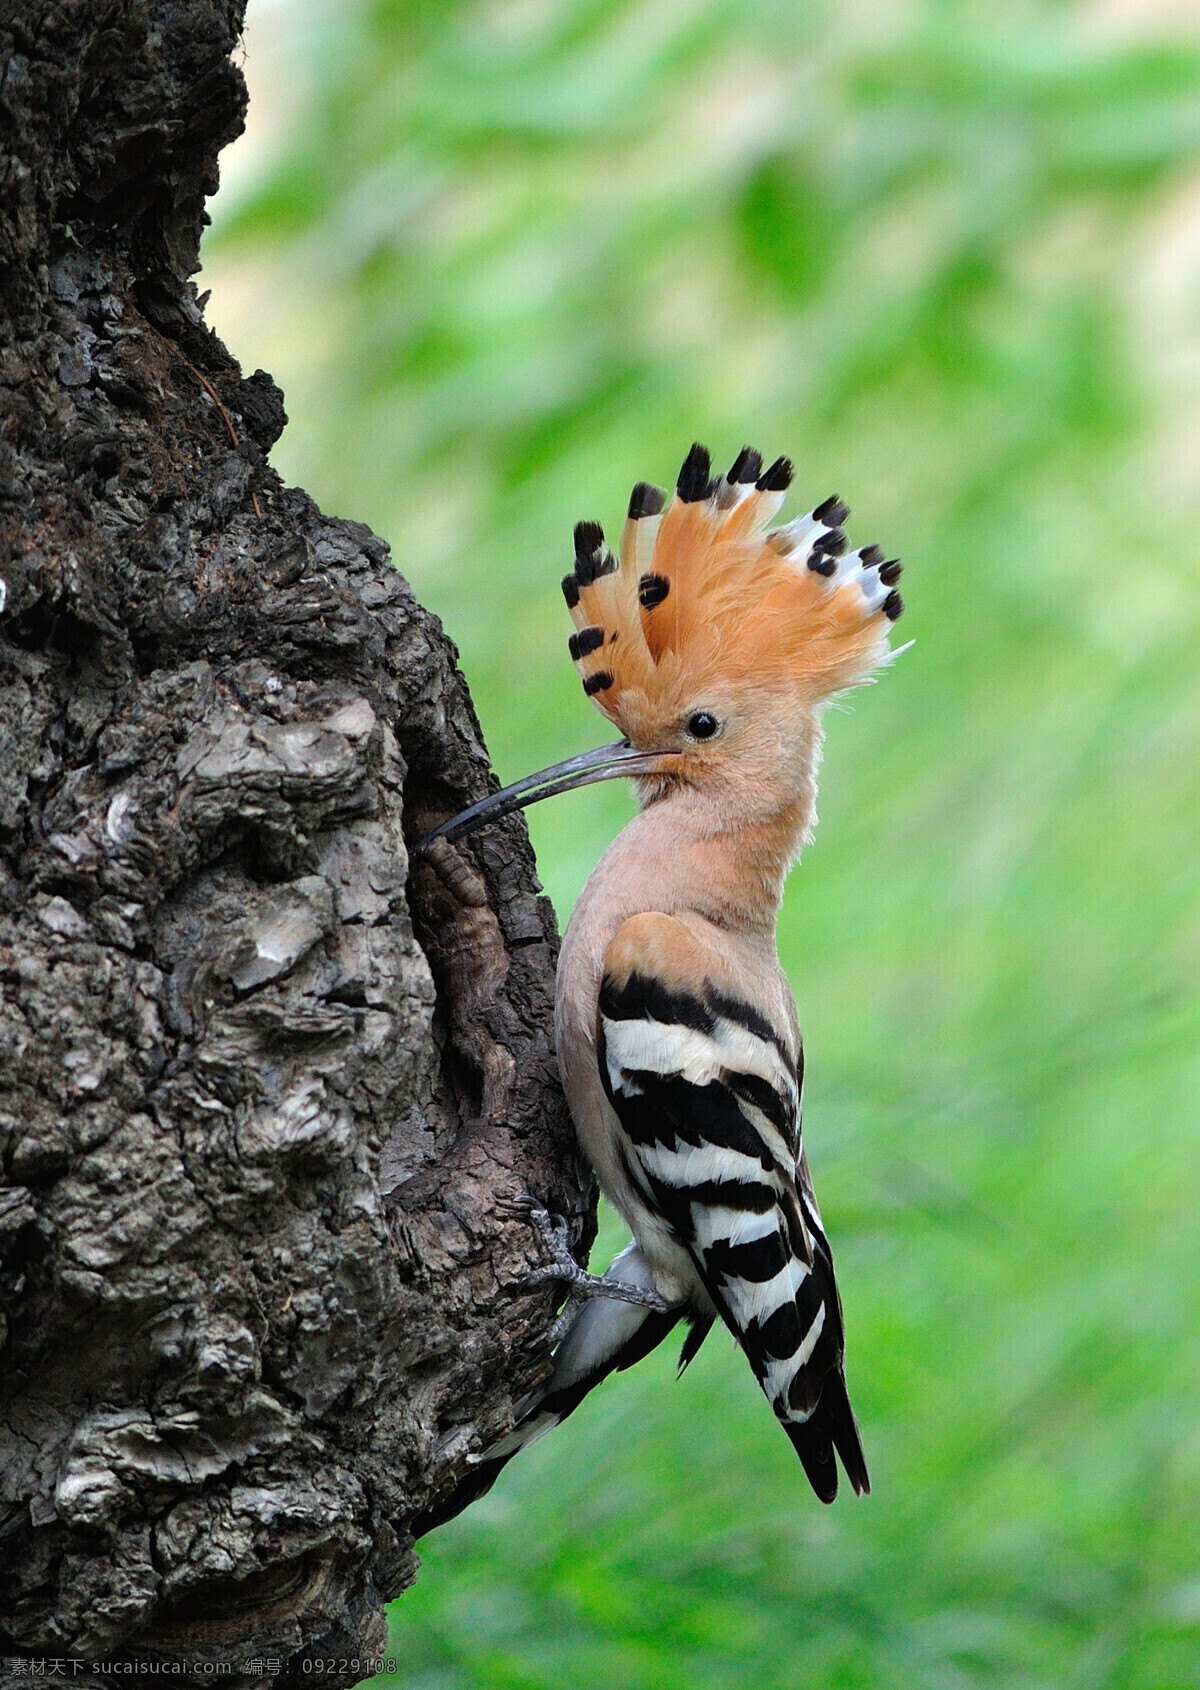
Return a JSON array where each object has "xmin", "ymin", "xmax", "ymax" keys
[{"xmin": 203, "ymin": 1, "xmax": 1200, "ymax": 1684}]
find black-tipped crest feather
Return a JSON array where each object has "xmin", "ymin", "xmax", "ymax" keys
[
  {"xmin": 677, "ymin": 442, "xmax": 714, "ymax": 503},
  {"xmin": 813, "ymin": 528, "xmax": 848, "ymax": 557},
  {"xmin": 628, "ymin": 481, "xmax": 667, "ymax": 519},
  {"xmin": 728, "ymin": 446, "xmax": 763, "ymax": 485},
  {"xmin": 574, "ymin": 519, "xmax": 605, "ymax": 559},
  {"xmin": 757, "ymin": 455, "xmax": 793, "ymax": 492},
  {"xmin": 569, "ymin": 627, "xmax": 604, "ymax": 660},
  {"xmin": 813, "ymin": 494, "xmax": 848, "ymax": 526}
]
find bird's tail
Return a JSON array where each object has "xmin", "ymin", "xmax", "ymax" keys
[
  {"xmin": 785, "ymin": 1368, "xmax": 870, "ymax": 1504},
  {"xmin": 411, "ymin": 1244, "xmax": 681, "ymax": 1537}
]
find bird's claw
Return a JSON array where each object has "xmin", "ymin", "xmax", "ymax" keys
[{"xmin": 510, "ymin": 1198, "xmax": 671, "ymax": 1318}]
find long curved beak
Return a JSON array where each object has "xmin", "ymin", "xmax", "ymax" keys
[{"xmin": 415, "ymin": 739, "xmax": 675, "ymax": 851}]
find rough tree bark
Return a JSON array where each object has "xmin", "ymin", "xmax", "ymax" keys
[{"xmin": 0, "ymin": 3, "xmax": 591, "ymax": 1680}]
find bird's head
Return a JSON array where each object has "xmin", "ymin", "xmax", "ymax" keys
[{"xmin": 419, "ymin": 443, "xmax": 905, "ymax": 849}]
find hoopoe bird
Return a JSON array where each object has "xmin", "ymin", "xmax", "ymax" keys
[{"xmin": 416, "ymin": 443, "xmax": 903, "ymax": 1527}]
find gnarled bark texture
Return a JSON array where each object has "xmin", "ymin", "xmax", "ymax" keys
[{"xmin": 0, "ymin": 3, "xmax": 590, "ymax": 1681}]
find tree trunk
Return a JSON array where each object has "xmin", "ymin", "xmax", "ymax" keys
[{"xmin": 0, "ymin": 2, "xmax": 590, "ymax": 1680}]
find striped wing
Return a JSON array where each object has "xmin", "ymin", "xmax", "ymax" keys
[{"xmin": 599, "ymin": 932, "xmax": 868, "ymax": 1502}]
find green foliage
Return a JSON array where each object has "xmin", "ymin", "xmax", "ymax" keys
[{"xmin": 208, "ymin": 1, "xmax": 1200, "ymax": 1682}]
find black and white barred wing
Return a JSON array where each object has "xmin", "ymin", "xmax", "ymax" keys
[{"xmin": 600, "ymin": 920, "xmax": 869, "ymax": 1502}]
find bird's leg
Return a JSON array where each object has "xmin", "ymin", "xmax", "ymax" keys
[{"xmin": 510, "ymin": 1199, "xmax": 671, "ymax": 1318}]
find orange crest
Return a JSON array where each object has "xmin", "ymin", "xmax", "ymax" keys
[{"xmin": 562, "ymin": 444, "xmax": 903, "ymax": 735}]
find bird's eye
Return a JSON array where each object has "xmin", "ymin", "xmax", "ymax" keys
[{"xmin": 686, "ymin": 711, "xmax": 720, "ymax": 741}]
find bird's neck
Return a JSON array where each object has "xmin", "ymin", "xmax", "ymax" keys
[{"xmin": 594, "ymin": 762, "xmax": 819, "ymax": 937}]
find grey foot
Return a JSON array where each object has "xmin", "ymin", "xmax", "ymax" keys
[{"xmin": 512, "ymin": 1199, "xmax": 671, "ymax": 1318}]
